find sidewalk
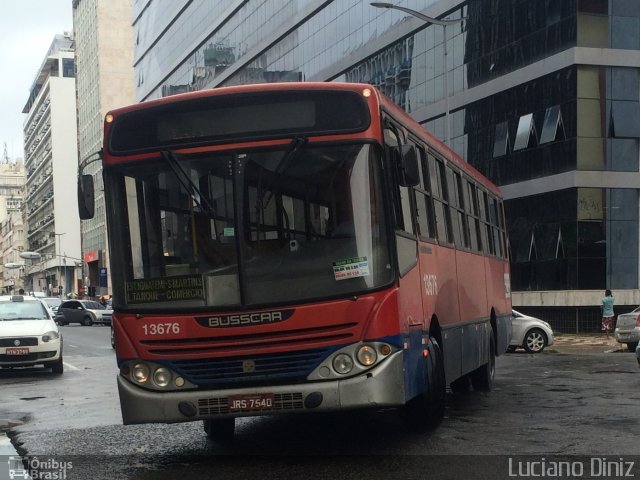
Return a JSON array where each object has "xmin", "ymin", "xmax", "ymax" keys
[{"xmin": 550, "ymin": 333, "xmax": 628, "ymax": 353}]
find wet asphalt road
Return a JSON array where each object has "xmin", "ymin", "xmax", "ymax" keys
[{"xmin": 2, "ymin": 326, "xmax": 640, "ymax": 480}]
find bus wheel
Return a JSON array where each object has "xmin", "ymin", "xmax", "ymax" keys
[
  {"xmin": 400, "ymin": 337, "xmax": 446, "ymax": 432},
  {"xmin": 203, "ymin": 417, "xmax": 235, "ymax": 441},
  {"xmin": 470, "ymin": 331, "xmax": 495, "ymax": 391}
]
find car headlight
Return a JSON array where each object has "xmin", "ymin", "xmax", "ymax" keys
[
  {"xmin": 332, "ymin": 353, "xmax": 354, "ymax": 374},
  {"xmin": 42, "ymin": 331, "xmax": 60, "ymax": 342}
]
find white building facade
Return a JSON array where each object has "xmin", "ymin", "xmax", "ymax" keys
[
  {"xmin": 22, "ymin": 34, "xmax": 82, "ymax": 297},
  {"xmin": 0, "ymin": 163, "xmax": 26, "ymax": 293}
]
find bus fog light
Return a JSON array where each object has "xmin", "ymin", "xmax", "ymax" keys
[
  {"xmin": 356, "ymin": 345, "xmax": 377, "ymax": 366},
  {"xmin": 153, "ymin": 367, "xmax": 171, "ymax": 387},
  {"xmin": 332, "ymin": 353, "xmax": 354, "ymax": 374},
  {"xmin": 132, "ymin": 363, "xmax": 150, "ymax": 383}
]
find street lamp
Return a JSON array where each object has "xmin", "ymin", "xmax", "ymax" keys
[
  {"xmin": 19, "ymin": 251, "xmax": 44, "ymax": 294},
  {"xmin": 370, "ymin": 2, "xmax": 466, "ymax": 147},
  {"xmin": 3, "ymin": 262, "xmax": 25, "ymax": 293}
]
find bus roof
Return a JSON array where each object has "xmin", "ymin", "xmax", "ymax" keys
[{"xmin": 105, "ymin": 81, "xmax": 500, "ymax": 196}]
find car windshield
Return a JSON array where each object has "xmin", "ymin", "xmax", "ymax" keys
[
  {"xmin": 107, "ymin": 142, "xmax": 393, "ymax": 309},
  {"xmin": 0, "ymin": 300, "xmax": 49, "ymax": 321}
]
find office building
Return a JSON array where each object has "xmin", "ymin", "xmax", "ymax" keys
[
  {"xmin": 22, "ymin": 33, "xmax": 82, "ymax": 296},
  {"xmin": 132, "ymin": 0, "xmax": 640, "ymax": 329},
  {"xmin": 0, "ymin": 162, "xmax": 26, "ymax": 293},
  {"xmin": 73, "ymin": 0, "xmax": 135, "ymax": 298}
]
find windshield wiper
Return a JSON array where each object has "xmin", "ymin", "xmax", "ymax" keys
[
  {"xmin": 160, "ymin": 150, "xmax": 218, "ymax": 219},
  {"xmin": 259, "ymin": 136, "xmax": 307, "ymax": 209}
]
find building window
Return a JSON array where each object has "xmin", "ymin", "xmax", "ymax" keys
[
  {"xmin": 540, "ymin": 106, "xmax": 566, "ymax": 144},
  {"xmin": 493, "ymin": 121, "xmax": 510, "ymax": 158},
  {"xmin": 513, "ymin": 113, "xmax": 538, "ymax": 151}
]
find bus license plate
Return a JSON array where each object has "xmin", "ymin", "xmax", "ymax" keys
[
  {"xmin": 6, "ymin": 347, "xmax": 29, "ymax": 355},
  {"xmin": 228, "ymin": 394, "xmax": 274, "ymax": 412}
]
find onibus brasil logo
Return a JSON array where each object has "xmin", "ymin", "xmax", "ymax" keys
[{"xmin": 8, "ymin": 456, "xmax": 73, "ymax": 479}]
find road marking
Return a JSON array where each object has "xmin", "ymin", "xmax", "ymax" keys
[{"xmin": 63, "ymin": 362, "xmax": 80, "ymax": 371}]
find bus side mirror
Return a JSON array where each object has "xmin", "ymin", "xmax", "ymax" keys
[
  {"xmin": 395, "ymin": 145, "xmax": 419, "ymax": 187},
  {"xmin": 78, "ymin": 174, "xmax": 95, "ymax": 219}
]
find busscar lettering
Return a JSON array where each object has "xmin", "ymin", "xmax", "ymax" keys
[{"xmin": 208, "ymin": 311, "xmax": 283, "ymax": 327}]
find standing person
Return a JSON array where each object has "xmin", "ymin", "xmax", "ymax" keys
[{"xmin": 601, "ymin": 289, "xmax": 615, "ymax": 339}]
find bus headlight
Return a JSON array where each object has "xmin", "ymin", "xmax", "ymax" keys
[
  {"xmin": 153, "ymin": 367, "xmax": 171, "ymax": 387},
  {"xmin": 132, "ymin": 363, "xmax": 150, "ymax": 383},
  {"xmin": 356, "ymin": 345, "xmax": 377, "ymax": 366},
  {"xmin": 332, "ymin": 353, "xmax": 354, "ymax": 374}
]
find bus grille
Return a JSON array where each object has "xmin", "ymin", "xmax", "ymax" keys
[
  {"xmin": 198, "ymin": 393, "xmax": 304, "ymax": 415},
  {"xmin": 166, "ymin": 348, "xmax": 333, "ymax": 387}
]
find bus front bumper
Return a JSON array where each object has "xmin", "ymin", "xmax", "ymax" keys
[{"xmin": 117, "ymin": 351, "xmax": 405, "ymax": 425}]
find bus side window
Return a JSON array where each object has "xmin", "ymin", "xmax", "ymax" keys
[
  {"xmin": 385, "ymin": 126, "xmax": 415, "ymax": 235},
  {"xmin": 478, "ymin": 189, "xmax": 495, "ymax": 256},
  {"xmin": 428, "ymin": 154, "xmax": 452, "ymax": 244},
  {"xmin": 489, "ymin": 195, "xmax": 504, "ymax": 258},
  {"xmin": 465, "ymin": 180, "xmax": 482, "ymax": 252},
  {"xmin": 414, "ymin": 145, "xmax": 436, "ymax": 240},
  {"xmin": 452, "ymin": 170, "xmax": 470, "ymax": 249}
]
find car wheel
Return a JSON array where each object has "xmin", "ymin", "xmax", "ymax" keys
[
  {"xmin": 471, "ymin": 330, "xmax": 495, "ymax": 391},
  {"xmin": 50, "ymin": 356, "xmax": 64, "ymax": 374},
  {"xmin": 627, "ymin": 341, "xmax": 639, "ymax": 352},
  {"xmin": 204, "ymin": 418, "xmax": 235, "ymax": 442},
  {"xmin": 523, "ymin": 328, "xmax": 547, "ymax": 353},
  {"xmin": 82, "ymin": 315, "xmax": 94, "ymax": 327},
  {"xmin": 400, "ymin": 337, "xmax": 446, "ymax": 431}
]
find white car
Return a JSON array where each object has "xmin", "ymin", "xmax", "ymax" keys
[
  {"xmin": 509, "ymin": 309, "xmax": 555, "ymax": 353},
  {"xmin": 0, "ymin": 295, "xmax": 63, "ymax": 373},
  {"xmin": 614, "ymin": 306, "xmax": 640, "ymax": 352}
]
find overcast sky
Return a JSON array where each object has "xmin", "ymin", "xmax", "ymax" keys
[{"xmin": 0, "ymin": 0, "xmax": 73, "ymax": 161}]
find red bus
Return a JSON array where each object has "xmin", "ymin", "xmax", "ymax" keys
[{"xmin": 78, "ymin": 82, "xmax": 511, "ymax": 440}]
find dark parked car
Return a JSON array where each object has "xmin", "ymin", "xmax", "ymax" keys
[{"xmin": 55, "ymin": 300, "xmax": 113, "ymax": 326}]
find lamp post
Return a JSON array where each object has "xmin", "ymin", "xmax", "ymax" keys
[
  {"xmin": 54, "ymin": 233, "xmax": 66, "ymax": 295},
  {"xmin": 370, "ymin": 2, "xmax": 466, "ymax": 147},
  {"xmin": 19, "ymin": 251, "xmax": 43, "ymax": 294}
]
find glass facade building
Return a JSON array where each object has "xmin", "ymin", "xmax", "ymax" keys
[{"xmin": 133, "ymin": 0, "xmax": 640, "ymax": 329}]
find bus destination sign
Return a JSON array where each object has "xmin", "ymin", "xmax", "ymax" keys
[{"xmin": 126, "ymin": 275, "xmax": 204, "ymax": 304}]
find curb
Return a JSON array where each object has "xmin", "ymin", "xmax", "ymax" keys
[{"xmin": 0, "ymin": 418, "xmax": 24, "ymax": 430}]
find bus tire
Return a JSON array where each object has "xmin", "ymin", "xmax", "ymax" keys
[
  {"xmin": 400, "ymin": 337, "xmax": 446, "ymax": 432},
  {"xmin": 204, "ymin": 417, "xmax": 235, "ymax": 441},
  {"xmin": 470, "ymin": 330, "xmax": 495, "ymax": 391}
]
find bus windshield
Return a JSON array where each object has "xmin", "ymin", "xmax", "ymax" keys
[{"xmin": 109, "ymin": 142, "xmax": 393, "ymax": 309}]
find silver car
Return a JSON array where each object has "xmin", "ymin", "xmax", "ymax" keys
[
  {"xmin": 509, "ymin": 310, "xmax": 555, "ymax": 353},
  {"xmin": 55, "ymin": 299, "xmax": 113, "ymax": 326},
  {"xmin": 614, "ymin": 306, "xmax": 640, "ymax": 352}
]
